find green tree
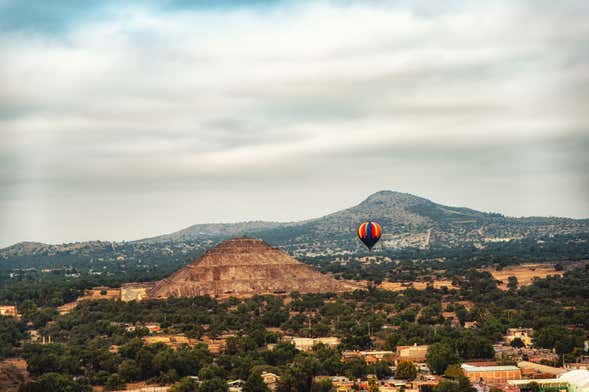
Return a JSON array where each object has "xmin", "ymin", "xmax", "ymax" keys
[
  {"xmin": 444, "ymin": 364, "xmax": 463, "ymax": 379},
  {"xmin": 368, "ymin": 379, "xmax": 380, "ymax": 392},
  {"xmin": 507, "ymin": 276, "xmax": 518, "ymax": 290},
  {"xmin": 244, "ymin": 372, "xmax": 270, "ymax": 392},
  {"xmin": 118, "ymin": 359, "xmax": 141, "ymax": 382},
  {"xmin": 200, "ymin": 378, "xmax": 228, "ymax": 392},
  {"xmin": 394, "ymin": 361, "xmax": 417, "ymax": 381},
  {"xmin": 426, "ymin": 343, "xmax": 458, "ymax": 375},
  {"xmin": 525, "ymin": 382, "xmax": 540, "ymax": 392},
  {"xmin": 105, "ymin": 373, "xmax": 125, "ymax": 391},
  {"xmin": 312, "ymin": 378, "xmax": 335, "ymax": 392},
  {"xmin": 343, "ymin": 357, "xmax": 368, "ymax": 380},
  {"xmin": 373, "ymin": 360, "xmax": 393, "ymax": 380},
  {"xmin": 457, "ymin": 375, "xmax": 476, "ymax": 392},
  {"xmin": 170, "ymin": 377, "xmax": 200, "ymax": 392},
  {"xmin": 434, "ymin": 380, "xmax": 459, "ymax": 392}
]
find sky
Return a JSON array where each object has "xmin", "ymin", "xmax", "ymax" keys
[{"xmin": 1, "ymin": 0, "xmax": 588, "ymax": 247}]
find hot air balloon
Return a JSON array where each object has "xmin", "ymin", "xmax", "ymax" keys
[{"xmin": 357, "ymin": 221, "xmax": 382, "ymax": 250}]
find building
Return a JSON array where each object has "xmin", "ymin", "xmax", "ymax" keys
[
  {"xmin": 397, "ymin": 344, "xmax": 429, "ymax": 363},
  {"xmin": 261, "ymin": 372, "xmax": 280, "ymax": 391},
  {"xmin": 0, "ymin": 305, "xmax": 18, "ymax": 319},
  {"xmin": 462, "ymin": 364, "xmax": 522, "ymax": 383},
  {"xmin": 518, "ymin": 361, "xmax": 567, "ymax": 377},
  {"xmin": 505, "ymin": 328, "xmax": 534, "ymax": 347},
  {"xmin": 507, "ymin": 379, "xmax": 570, "ymax": 392},
  {"xmin": 285, "ymin": 337, "xmax": 340, "ymax": 352},
  {"xmin": 228, "ymin": 379, "xmax": 245, "ymax": 392},
  {"xmin": 559, "ymin": 370, "xmax": 589, "ymax": 392}
]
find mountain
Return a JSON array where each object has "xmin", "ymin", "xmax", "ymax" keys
[
  {"xmin": 140, "ymin": 221, "xmax": 286, "ymax": 243},
  {"xmin": 136, "ymin": 190, "xmax": 589, "ymax": 254},
  {"xmin": 2, "ymin": 191, "xmax": 589, "ymax": 260},
  {"xmin": 147, "ymin": 237, "xmax": 358, "ymax": 298}
]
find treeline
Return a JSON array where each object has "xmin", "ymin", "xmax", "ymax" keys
[{"xmin": 306, "ymin": 234, "xmax": 589, "ymax": 282}]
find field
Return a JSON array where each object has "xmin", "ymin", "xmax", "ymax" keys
[
  {"xmin": 378, "ymin": 280, "xmax": 457, "ymax": 291},
  {"xmin": 480, "ymin": 263, "xmax": 563, "ymax": 290}
]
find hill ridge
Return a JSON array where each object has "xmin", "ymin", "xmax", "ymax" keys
[{"xmin": 2, "ymin": 190, "xmax": 589, "ymax": 255}]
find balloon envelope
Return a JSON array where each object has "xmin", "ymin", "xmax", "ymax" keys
[{"xmin": 357, "ymin": 221, "xmax": 382, "ymax": 250}]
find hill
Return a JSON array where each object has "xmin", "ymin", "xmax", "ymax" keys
[
  {"xmin": 2, "ymin": 191, "xmax": 588, "ymax": 262},
  {"xmin": 137, "ymin": 190, "xmax": 589, "ymax": 254}
]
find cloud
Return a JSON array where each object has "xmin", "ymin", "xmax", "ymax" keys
[{"xmin": 0, "ymin": 0, "xmax": 588, "ymax": 246}]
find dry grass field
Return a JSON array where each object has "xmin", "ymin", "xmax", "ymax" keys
[
  {"xmin": 142, "ymin": 334, "xmax": 196, "ymax": 348},
  {"xmin": 480, "ymin": 263, "xmax": 563, "ymax": 290},
  {"xmin": 378, "ymin": 280, "xmax": 457, "ymax": 291}
]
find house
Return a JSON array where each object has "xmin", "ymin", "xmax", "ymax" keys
[
  {"xmin": 285, "ymin": 336, "xmax": 341, "ymax": 352},
  {"xmin": 228, "ymin": 379, "xmax": 245, "ymax": 392},
  {"xmin": 261, "ymin": 372, "xmax": 280, "ymax": 391},
  {"xmin": 461, "ymin": 364, "xmax": 522, "ymax": 383},
  {"xmin": 145, "ymin": 323, "xmax": 162, "ymax": 333},
  {"xmin": 0, "ymin": 305, "xmax": 18, "ymax": 319},
  {"xmin": 396, "ymin": 344, "xmax": 429, "ymax": 363},
  {"xmin": 504, "ymin": 328, "xmax": 534, "ymax": 347}
]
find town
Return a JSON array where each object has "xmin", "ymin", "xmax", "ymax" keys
[{"xmin": 1, "ymin": 238, "xmax": 587, "ymax": 392}]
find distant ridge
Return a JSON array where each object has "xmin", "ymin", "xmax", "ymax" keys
[
  {"xmin": 2, "ymin": 190, "xmax": 589, "ymax": 256},
  {"xmin": 134, "ymin": 190, "xmax": 589, "ymax": 252}
]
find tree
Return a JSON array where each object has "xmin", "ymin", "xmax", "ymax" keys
[
  {"xmin": 105, "ymin": 373, "xmax": 125, "ymax": 391},
  {"xmin": 19, "ymin": 372, "xmax": 91, "ymax": 392},
  {"xmin": 118, "ymin": 359, "xmax": 141, "ymax": 382},
  {"xmin": 434, "ymin": 380, "xmax": 459, "ymax": 392},
  {"xmin": 277, "ymin": 357, "xmax": 319, "ymax": 392},
  {"xmin": 368, "ymin": 379, "xmax": 380, "ymax": 392},
  {"xmin": 426, "ymin": 343, "xmax": 458, "ymax": 375},
  {"xmin": 444, "ymin": 364, "xmax": 463, "ymax": 379},
  {"xmin": 244, "ymin": 372, "xmax": 270, "ymax": 392},
  {"xmin": 457, "ymin": 375, "xmax": 476, "ymax": 392},
  {"xmin": 312, "ymin": 378, "xmax": 334, "ymax": 392},
  {"xmin": 170, "ymin": 377, "xmax": 200, "ymax": 392},
  {"xmin": 525, "ymin": 382, "xmax": 540, "ymax": 392},
  {"xmin": 373, "ymin": 360, "xmax": 393, "ymax": 380},
  {"xmin": 343, "ymin": 357, "xmax": 368, "ymax": 380},
  {"xmin": 394, "ymin": 361, "xmax": 417, "ymax": 381},
  {"xmin": 507, "ymin": 276, "xmax": 518, "ymax": 290},
  {"xmin": 199, "ymin": 378, "xmax": 228, "ymax": 392}
]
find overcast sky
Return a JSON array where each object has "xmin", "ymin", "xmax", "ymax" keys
[{"xmin": 1, "ymin": 0, "xmax": 588, "ymax": 247}]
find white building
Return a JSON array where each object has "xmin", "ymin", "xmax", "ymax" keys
[{"xmin": 559, "ymin": 370, "xmax": 589, "ymax": 392}]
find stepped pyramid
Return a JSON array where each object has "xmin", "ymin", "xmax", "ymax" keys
[{"xmin": 149, "ymin": 237, "xmax": 357, "ymax": 298}]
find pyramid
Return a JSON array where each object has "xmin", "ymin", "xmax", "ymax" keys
[{"xmin": 148, "ymin": 237, "xmax": 356, "ymax": 298}]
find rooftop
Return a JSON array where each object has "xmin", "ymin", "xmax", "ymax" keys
[{"xmin": 462, "ymin": 364, "xmax": 520, "ymax": 372}]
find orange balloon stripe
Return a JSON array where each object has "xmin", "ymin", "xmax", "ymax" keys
[{"xmin": 373, "ymin": 222, "xmax": 381, "ymax": 238}]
